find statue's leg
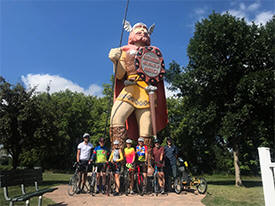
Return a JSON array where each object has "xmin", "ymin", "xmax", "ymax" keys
[
  {"xmin": 135, "ymin": 108, "xmax": 153, "ymax": 170},
  {"xmin": 110, "ymin": 100, "xmax": 134, "ymax": 149}
]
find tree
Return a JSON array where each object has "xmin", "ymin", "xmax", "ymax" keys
[
  {"xmin": 34, "ymin": 89, "xmax": 109, "ymax": 169},
  {"xmin": 166, "ymin": 13, "xmax": 274, "ymax": 186},
  {"xmin": 0, "ymin": 77, "xmax": 40, "ymax": 169}
]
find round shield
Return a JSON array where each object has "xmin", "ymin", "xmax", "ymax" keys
[{"xmin": 135, "ymin": 46, "xmax": 165, "ymax": 85}]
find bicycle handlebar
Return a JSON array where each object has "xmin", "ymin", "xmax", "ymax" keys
[{"xmin": 73, "ymin": 162, "xmax": 79, "ymax": 168}]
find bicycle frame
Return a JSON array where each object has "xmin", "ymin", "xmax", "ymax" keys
[
  {"xmin": 135, "ymin": 162, "xmax": 145, "ymax": 195},
  {"xmin": 136, "ymin": 163, "xmax": 143, "ymax": 186},
  {"xmin": 87, "ymin": 164, "xmax": 97, "ymax": 196},
  {"xmin": 176, "ymin": 158, "xmax": 208, "ymax": 194},
  {"xmin": 105, "ymin": 161, "xmax": 118, "ymax": 196},
  {"xmin": 124, "ymin": 165, "xmax": 135, "ymax": 195},
  {"xmin": 153, "ymin": 164, "xmax": 159, "ymax": 196},
  {"xmin": 67, "ymin": 162, "xmax": 81, "ymax": 196}
]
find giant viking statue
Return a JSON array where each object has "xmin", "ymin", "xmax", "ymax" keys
[{"xmin": 108, "ymin": 21, "xmax": 168, "ymax": 166}]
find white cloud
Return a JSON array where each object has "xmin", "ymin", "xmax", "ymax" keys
[
  {"xmin": 247, "ymin": 2, "xmax": 260, "ymax": 12},
  {"xmin": 226, "ymin": 9, "xmax": 247, "ymax": 19},
  {"xmin": 240, "ymin": 3, "xmax": 246, "ymax": 11},
  {"xmin": 164, "ymin": 82, "xmax": 180, "ymax": 98},
  {"xmin": 195, "ymin": 8, "xmax": 207, "ymax": 16},
  {"xmin": 21, "ymin": 74, "xmax": 103, "ymax": 97},
  {"xmin": 254, "ymin": 11, "xmax": 274, "ymax": 25},
  {"xmin": 222, "ymin": 1, "xmax": 273, "ymax": 25}
]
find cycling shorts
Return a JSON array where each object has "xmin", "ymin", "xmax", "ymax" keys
[
  {"xmin": 79, "ymin": 160, "xmax": 90, "ymax": 172},
  {"xmin": 110, "ymin": 162, "xmax": 121, "ymax": 174},
  {"xmin": 96, "ymin": 163, "xmax": 107, "ymax": 173},
  {"xmin": 136, "ymin": 161, "xmax": 147, "ymax": 173}
]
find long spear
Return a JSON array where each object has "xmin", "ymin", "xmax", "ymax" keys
[{"xmin": 103, "ymin": 0, "xmax": 130, "ymax": 138}]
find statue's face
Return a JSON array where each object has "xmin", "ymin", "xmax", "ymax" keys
[
  {"xmin": 133, "ymin": 25, "xmax": 148, "ymax": 35},
  {"xmin": 128, "ymin": 25, "xmax": 150, "ymax": 46}
]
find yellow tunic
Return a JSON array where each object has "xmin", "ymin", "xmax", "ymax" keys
[
  {"xmin": 117, "ymin": 79, "xmax": 150, "ymax": 109},
  {"xmin": 116, "ymin": 51, "xmax": 150, "ymax": 109}
]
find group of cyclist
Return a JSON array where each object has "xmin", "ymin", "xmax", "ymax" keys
[{"xmin": 76, "ymin": 133, "xmax": 178, "ymax": 196}]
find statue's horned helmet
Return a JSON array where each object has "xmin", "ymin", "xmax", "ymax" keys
[{"xmin": 123, "ymin": 20, "xmax": 155, "ymax": 35}]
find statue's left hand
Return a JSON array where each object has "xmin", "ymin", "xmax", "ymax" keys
[{"xmin": 108, "ymin": 48, "xmax": 122, "ymax": 63}]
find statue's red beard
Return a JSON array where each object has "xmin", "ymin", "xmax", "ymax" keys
[{"xmin": 128, "ymin": 32, "xmax": 151, "ymax": 46}]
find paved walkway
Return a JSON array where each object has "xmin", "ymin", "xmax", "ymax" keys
[{"xmin": 45, "ymin": 185, "xmax": 205, "ymax": 206}]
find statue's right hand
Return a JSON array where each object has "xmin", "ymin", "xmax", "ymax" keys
[{"xmin": 108, "ymin": 48, "xmax": 122, "ymax": 62}]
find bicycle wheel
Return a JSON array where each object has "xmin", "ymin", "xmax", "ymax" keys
[
  {"xmin": 124, "ymin": 170, "xmax": 129, "ymax": 196},
  {"xmin": 174, "ymin": 177, "xmax": 182, "ymax": 194},
  {"xmin": 89, "ymin": 173, "xmax": 97, "ymax": 196},
  {"xmin": 197, "ymin": 177, "xmax": 207, "ymax": 194},
  {"xmin": 136, "ymin": 173, "xmax": 144, "ymax": 195},
  {"xmin": 153, "ymin": 174, "xmax": 159, "ymax": 196},
  {"xmin": 110, "ymin": 174, "xmax": 116, "ymax": 194},
  {"xmin": 106, "ymin": 173, "xmax": 111, "ymax": 196},
  {"xmin": 67, "ymin": 174, "xmax": 79, "ymax": 196}
]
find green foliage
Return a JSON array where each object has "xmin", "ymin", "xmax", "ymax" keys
[
  {"xmin": 165, "ymin": 13, "xmax": 274, "ymax": 175},
  {"xmin": 0, "ymin": 77, "xmax": 41, "ymax": 169},
  {"xmin": 0, "ymin": 77, "xmax": 110, "ymax": 170}
]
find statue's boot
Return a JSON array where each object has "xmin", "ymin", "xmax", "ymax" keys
[{"xmin": 110, "ymin": 126, "xmax": 127, "ymax": 149}]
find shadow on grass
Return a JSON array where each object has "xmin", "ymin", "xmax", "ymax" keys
[
  {"xmin": 207, "ymin": 180, "xmax": 262, "ymax": 188},
  {"xmin": 42, "ymin": 180, "xmax": 68, "ymax": 186},
  {"xmin": 48, "ymin": 202, "xmax": 68, "ymax": 206}
]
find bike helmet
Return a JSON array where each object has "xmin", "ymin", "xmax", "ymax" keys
[
  {"xmin": 114, "ymin": 140, "xmax": 119, "ymax": 145},
  {"xmin": 83, "ymin": 133, "xmax": 90, "ymax": 138},
  {"xmin": 126, "ymin": 139, "xmax": 132, "ymax": 144},
  {"xmin": 154, "ymin": 138, "xmax": 160, "ymax": 143},
  {"xmin": 98, "ymin": 137, "xmax": 105, "ymax": 143},
  {"xmin": 138, "ymin": 137, "xmax": 144, "ymax": 142}
]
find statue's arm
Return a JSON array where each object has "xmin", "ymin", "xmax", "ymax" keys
[{"xmin": 108, "ymin": 48, "xmax": 126, "ymax": 80}]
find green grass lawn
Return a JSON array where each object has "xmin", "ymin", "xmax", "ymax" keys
[
  {"xmin": 202, "ymin": 174, "xmax": 264, "ymax": 206},
  {"xmin": 0, "ymin": 172, "xmax": 264, "ymax": 206},
  {"xmin": 0, "ymin": 171, "xmax": 71, "ymax": 206}
]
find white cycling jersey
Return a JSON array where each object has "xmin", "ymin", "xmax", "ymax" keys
[{"xmin": 77, "ymin": 141, "xmax": 94, "ymax": 161}]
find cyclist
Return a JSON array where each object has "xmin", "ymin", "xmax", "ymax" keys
[
  {"xmin": 76, "ymin": 133, "xmax": 94, "ymax": 193},
  {"xmin": 164, "ymin": 137, "xmax": 178, "ymax": 192},
  {"xmin": 152, "ymin": 138, "xmax": 165, "ymax": 194},
  {"xmin": 91, "ymin": 137, "xmax": 109, "ymax": 194},
  {"xmin": 136, "ymin": 137, "xmax": 148, "ymax": 194},
  {"xmin": 108, "ymin": 140, "xmax": 124, "ymax": 196},
  {"xmin": 124, "ymin": 139, "xmax": 135, "ymax": 194}
]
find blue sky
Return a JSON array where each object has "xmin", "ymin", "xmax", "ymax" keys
[{"xmin": 1, "ymin": 0, "xmax": 274, "ymax": 97}]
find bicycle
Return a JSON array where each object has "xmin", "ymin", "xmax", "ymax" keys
[
  {"xmin": 105, "ymin": 161, "xmax": 117, "ymax": 196},
  {"xmin": 152, "ymin": 163, "xmax": 159, "ymax": 196},
  {"xmin": 87, "ymin": 163, "xmax": 97, "ymax": 196},
  {"xmin": 135, "ymin": 161, "xmax": 146, "ymax": 196},
  {"xmin": 68, "ymin": 161, "xmax": 96, "ymax": 196},
  {"xmin": 152, "ymin": 162, "xmax": 167, "ymax": 196},
  {"xmin": 124, "ymin": 163, "xmax": 135, "ymax": 196},
  {"xmin": 174, "ymin": 158, "xmax": 208, "ymax": 195},
  {"xmin": 67, "ymin": 162, "xmax": 80, "ymax": 196}
]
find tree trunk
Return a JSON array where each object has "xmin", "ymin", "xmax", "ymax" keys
[
  {"xmin": 233, "ymin": 144, "xmax": 243, "ymax": 186},
  {"xmin": 12, "ymin": 155, "xmax": 18, "ymax": 169},
  {"xmin": 11, "ymin": 149, "xmax": 19, "ymax": 170}
]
